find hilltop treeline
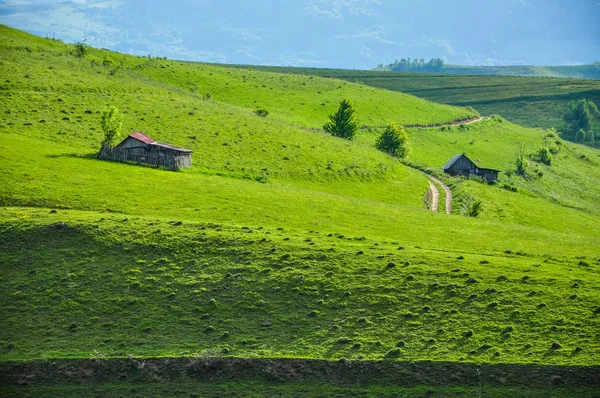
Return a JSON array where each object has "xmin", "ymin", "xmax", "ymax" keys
[{"xmin": 376, "ymin": 58, "xmax": 445, "ymax": 72}]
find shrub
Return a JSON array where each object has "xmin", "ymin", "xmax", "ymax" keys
[
  {"xmin": 503, "ymin": 325, "xmax": 514, "ymax": 334},
  {"xmin": 466, "ymin": 200, "xmax": 483, "ymax": 217},
  {"xmin": 549, "ymin": 142, "xmax": 561, "ymax": 154},
  {"xmin": 385, "ymin": 348, "xmax": 402, "ymax": 358},
  {"xmin": 74, "ymin": 40, "xmax": 90, "ymax": 58},
  {"xmin": 254, "ymin": 109, "xmax": 269, "ymax": 117},
  {"xmin": 375, "ymin": 122, "xmax": 411, "ymax": 158},
  {"xmin": 536, "ymin": 146, "xmax": 552, "ymax": 165}
]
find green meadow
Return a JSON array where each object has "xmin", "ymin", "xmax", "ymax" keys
[
  {"xmin": 1, "ymin": 25, "xmax": 599, "ymax": 395},
  {"xmin": 230, "ymin": 65, "xmax": 600, "ymax": 136}
]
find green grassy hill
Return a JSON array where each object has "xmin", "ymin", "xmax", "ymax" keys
[
  {"xmin": 228, "ymin": 65, "xmax": 600, "ymax": 139},
  {"xmin": 1, "ymin": 25, "xmax": 600, "ymax": 395}
]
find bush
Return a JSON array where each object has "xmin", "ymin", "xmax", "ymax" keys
[
  {"xmin": 74, "ymin": 40, "xmax": 90, "ymax": 58},
  {"xmin": 536, "ymin": 146, "xmax": 552, "ymax": 165},
  {"xmin": 375, "ymin": 122, "xmax": 411, "ymax": 158},
  {"xmin": 385, "ymin": 348, "xmax": 402, "ymax": 358},
  {"xmin": 255, "ymin": 109, "xmax": 269, "ymax": 117},
  {"xmin": 462, "ymin": 199, "xmax": 483, "ymax": 217}
]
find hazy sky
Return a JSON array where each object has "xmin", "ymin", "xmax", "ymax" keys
[{"xmin": 1, "ymin": 0, "xmax": 599, "ymax": 69}]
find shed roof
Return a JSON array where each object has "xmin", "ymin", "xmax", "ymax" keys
[
  {"xmin": 129, "ymin": 131, "xmax": 156, "ymax": 145},
  {"xmin": 151, "ymin": 142, "xmax": 193, "ymax": 153},
  {"xmin": 441, "ymin": 153, "xmax": 501, "ymax": 172},
  {"xmin": 441, "ymin": 153, "xmax": 467, "ymax": 170},
  {"xmin": 121, "ymin": 132, "xmax": 193, "ymax": 153}
]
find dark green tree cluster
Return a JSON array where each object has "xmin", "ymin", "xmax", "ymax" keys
[
  {"xmin": 375, "ymin": 122, "xmax": 411, "ymax": 158},
  {"xmin": 381, "ymin": 58, "xmax": 445, "ymax": 72},
  {"xmin": 563, "ymin": 99, "xmax": 599, "ymax": 145},
  {"xmin": 324, "ymin": 99, "xmax": 359, "ymax": 140}
]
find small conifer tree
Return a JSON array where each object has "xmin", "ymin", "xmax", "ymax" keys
[{"xmin": 323, "ymin": 99, "xmax": 359, "ymax": 140}]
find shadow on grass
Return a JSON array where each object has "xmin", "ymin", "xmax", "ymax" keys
[{"xmin": 45, "ymin": 152, "xmax": 97, "ymax": 159}]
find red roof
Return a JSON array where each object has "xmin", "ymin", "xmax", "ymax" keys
[{"xmin": 129, "ymin": 131, "xmax": 156, "ymax": 145}]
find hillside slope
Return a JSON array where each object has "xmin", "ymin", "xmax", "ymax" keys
[
  {"xmin": 227, "ymin": 65, "xmax": 600, "ymax": 138},
  {"xmin": 1, "ymin": 25, "xmax": 599, "ymax": 379}
]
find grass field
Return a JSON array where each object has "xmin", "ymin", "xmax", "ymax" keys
[
  {"xmin": 1, "ymin": 25, "xmax": 600, "ymax": 395},
  {"xmin": 227, "ymin": 65, "xmax": 600, "ymax": 136}
]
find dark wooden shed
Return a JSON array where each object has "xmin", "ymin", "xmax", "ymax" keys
[
  {"xmin": 441, "ymin": 153, "xmax": 499, "ymax": 182},
  {"xmin": 100, "ymin": 132, "xmax": 192, "ymax": 171}
]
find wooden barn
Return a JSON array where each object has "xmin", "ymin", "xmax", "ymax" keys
[
  {"xmin": 100, "ymin": 132, "xmax": 193, "ymax": 171},
  {"xmin": 441, "ymin": 153, "xmax": 500, "ymax": 182}
]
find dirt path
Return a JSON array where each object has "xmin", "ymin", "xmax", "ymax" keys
[
  {"xmin": 429, "ymin": 175, "xmax": 452, "ymax": 214},
  {"xmin": 413, "ymin": 167, "xmax": 453, "ymax": 214},
  {"xmin": 427, "ymin": 180, "xmax": 439, "ymax": 212},
  {"xmin": 405, "ymin": 116, "xmax": 487, "ymax": 129},
  {"xmin": 360, "ymin": 116, "xmax": 488, "ymax": 131}
]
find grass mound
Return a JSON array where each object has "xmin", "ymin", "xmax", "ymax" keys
[{"xmin": 1, "ymin": 209, "xmax": 599, "ymax": 364}]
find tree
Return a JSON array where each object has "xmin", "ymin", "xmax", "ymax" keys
[
  {"xmin": 376, "ymin": 122, "xmax": 411, "ymax": 158},
  {"xmin": 563, "ymin": 99, "xmax": 599, "ymax": 139},
  {"xmin": 587, "ymin": 130, "xmax": 595, "ymax": 145},
  {"xmin": 74, "ymin": 39, "xmax": 90, "ymax": 59},
  {"xmin": 323, "ymin": 99, "xmax": 359, "ymax": 140},
  {"xmin": 515, "ymin": 143, "xmax": 529, "ymax": 176},
  {"xmin": 100, "ymin": 105, "xmax": 123, "ymax": 148},
  {"xmin": 575, "ymin": 128, "xmax": 587, "ymax": 143}
]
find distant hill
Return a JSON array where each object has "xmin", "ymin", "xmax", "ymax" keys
[{"xmin": 375, "ymin": 58, "xmax": 600, "ymax": 80}]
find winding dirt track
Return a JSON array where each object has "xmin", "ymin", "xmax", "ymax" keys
[
  {"xmin": 428, "ymin": 175, "xmax": 452, "ymax": 214},
  {"xmin": 405, "ymin": 116, "xmax": 487, "ymax": 129},
  {"xmin": 427, "ymin": 180, "xmax": 439, "ymax": 212}
]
